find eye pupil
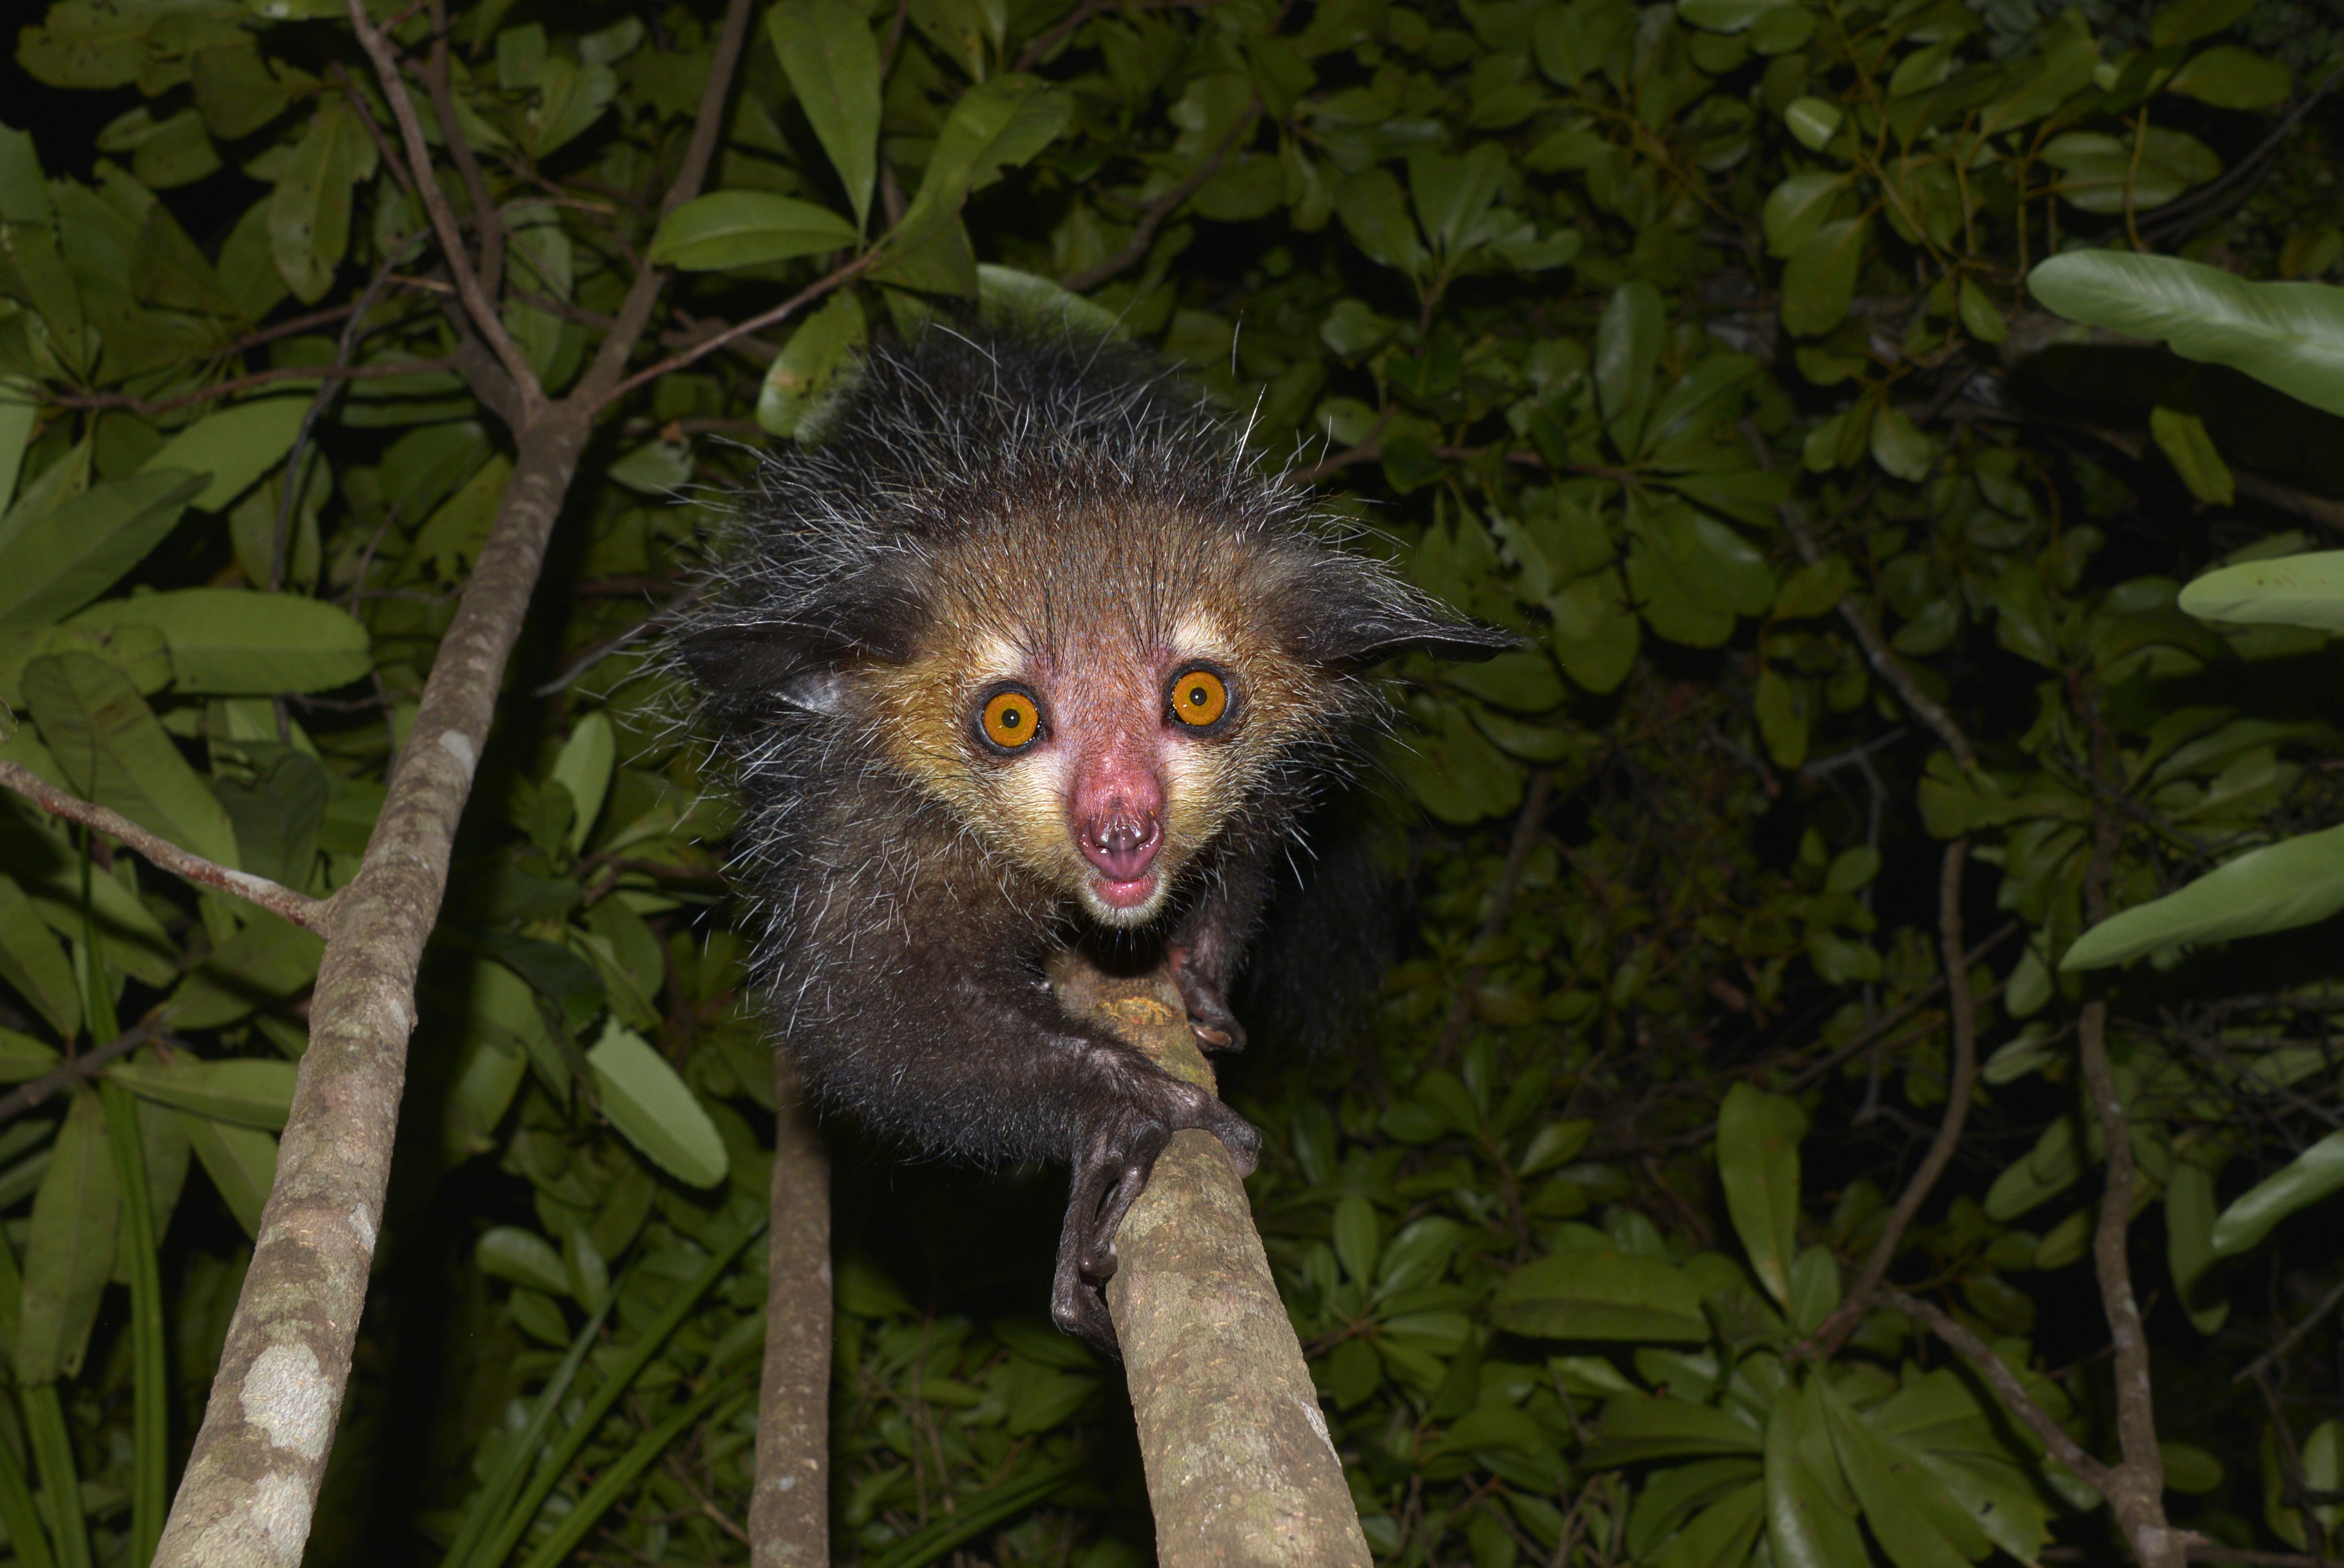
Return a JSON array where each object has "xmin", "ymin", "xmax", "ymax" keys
[{"xmin": 1171, "ymin": 670, "xmax": 1229, "ymax": 729}]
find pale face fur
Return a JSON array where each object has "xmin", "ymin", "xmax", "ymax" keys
[{"xmin": 858, "ymin": 504, "xmax": 1334, "ymax": 927}]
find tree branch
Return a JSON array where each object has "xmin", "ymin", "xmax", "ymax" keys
[
  {"xmin": 597, "ymin": 252, "xmax": 882, "ymax": 413},
  {"xmin": 344, "ymin": 0, "xmax": 541, "ymax": 410},
  {"xmin": 1061, "ymin": 103, "xmax": 1260, "ymax": 294},
  {"xmin": 1804, "ymin": 840, "xmax": 1977, "ymax": 1354},
  {"xmin": 0, "ymin": 1015, "xmax": 175, "ymax": 1129},
  {"xmin": 1884, "ymin": 1287, "xmax": 2113, "ymax": 1493},
  {"xmin": 1055, "ymin": 955, "xmax": 1372, "ymax": 1568},
  {"xmin": 577, "ymin": 0, "xmax": 756, "ymax": 404},
  {"xmin": 749, "ymin": 1053, "xmax": 829, "ymax": 1568},
  {"xmin": 0, "ymin": 760, "xmax": 333, "ymax": 935}
]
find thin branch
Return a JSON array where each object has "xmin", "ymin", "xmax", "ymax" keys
[
  {"xmin": 1884, "ymin": 1286, "xmax": 2113, "ymax": 1493},
  {"xmin": 425, "ymin": 0, "xmax": 508, "ymax": 306},
  {"xmin": 0, "ymin": 761, "xmax": 333, "ymax": 935},
  {"xmin": 45, "ymin": 357, "xmax": 458, "ymax": 419},
  {"xmin": 532, "ymin": 590, "xmax": 698, "ymax": 697},
  {"xmin": 345, "ymin": 0, "xmax": 541, "ymax": 409},
  {"xmin": 1804, "ymin": 840, "xmax": 1978, "ymax": 1354},
  {"xmin": 2082, "ymin": 999, "xmax": 2168, "ymax": 1491},
  {"xmin": 2235, "ymin": 1271, "xmax": 2344, "ymax": 1387},
  {"xmin": 0, "ymin": 1016, "xmax": 174, "ymax": 1129},
  {"xmin": 577, "ymin": 0, "xmax": 759, "ymax": 406},
  {"xmin": 1061, "ymin": 103, "xmax": 1262, "ymax": 293},
  {"xmin": 598, "ymin": 252, "xmax": 882, "ymax": 412},
  {"xmin": 275, "ymin": 231, "xmax": 428, "ymax": 591}
]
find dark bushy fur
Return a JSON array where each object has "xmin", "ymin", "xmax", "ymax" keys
[{"xmin": 674, "ymin": 322, "xmax": 1505, "ymax": 1346}]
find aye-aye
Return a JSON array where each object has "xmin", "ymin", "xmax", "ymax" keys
[{"xmin": 676, "ymin": 323, "xmax": 1509, "ymax": 1351}]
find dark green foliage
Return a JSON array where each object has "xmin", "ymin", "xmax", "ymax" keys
[{"xmin": 0, "ymin": 0, "xmax": 2342, "ymax": 1562}]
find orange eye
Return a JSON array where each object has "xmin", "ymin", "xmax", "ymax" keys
[
  {"xmin": 979, "ymin": 689, "xmax": 1042, "ymax": 750},
  {"xmin": 1169, "ymin": 669, "xmax": 1230, "ymax": 729}
]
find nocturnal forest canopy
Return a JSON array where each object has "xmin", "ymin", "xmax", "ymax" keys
[{"xmin": 4, "ymin": 0, "xmax": 2344, "ymax": 1564}]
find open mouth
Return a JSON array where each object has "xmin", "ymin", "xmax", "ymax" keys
[{"xmin": 1089, "ymin": 870, "xmax": 1159, "ymax": 911}]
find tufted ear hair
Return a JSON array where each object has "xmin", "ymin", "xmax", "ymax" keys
[
  {"xmin": 677, "ymin": 567, "xmax": 922, "ymax": 715},
  {"xmin": 1291, "ymin": 570, "xmax": 1522, "ymax": 670}
]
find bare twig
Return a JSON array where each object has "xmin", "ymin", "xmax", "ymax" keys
[
  {"xmin": 1803, "ymin": 841, "xmax": 1977, "ymax": 1354},
  {"xmin": 1885, "ymin": 1286, "xmax": 2113, "ymax": 1491},
  {"xmin": 750, "ymin": 1054, "xmax": 829, "ymax": 1568},
  {"xmin": 2235, "ymin": 1271, "xmax": 2344, "ymax": 1387},
  {"xmin": 45, "ymin": 357, "xmax": 458, "ymax": 420},
  {"xmin": 0, "ymin": 1015, "xmax": 174, "ymax": 1128},
  {"xmin": 345, "ymin": 0, "xmax": 542, "ymax": 408},
  {"xmin": 425, "ymin": 0, "xmax": 508, "ymax": 305},
  {"xmin": 598, "ymin": 253, "xmax": 883, "ymax": 412},
  {"xmin": 0, "ymin": 760, "xmax": 333, "ymax": 935},
  {"xmin": 1061, "ymin": 103, "xmax": 1262, "ymax": 293},
  {"xmin": 275, "ymin": 232, "xmax": 428, "ymax": 591},
  {"xmin": 532, "ymin": 590, "xmax": 698, "ymax": 697}
]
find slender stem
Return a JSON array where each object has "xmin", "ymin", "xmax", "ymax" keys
[
  {"xmin": 0, "ymin": 1018, "xmax": 170, "ymax": 1129},
  {"xmin": 597, "ymin": 253, "xmax": 881, "ymax": 412},
  {"xmin": 344, "ymin": 0, "xmax": 542, "ymax": 409},
  {"xmin": 1885, "ymin": 1287, "xmax": 2112, "ymax": 1492},
  {"xmin": 102, "ymin": 1078, "xmax": 166, "ymax": 1568},
  {"xmin": 1062, "ymin": 103, "xmax": 1261, "ymax": 293},
  {"xmin": 1805, "ymin": 840, "xmax": 1977, "ymax": 1353},
  {"xmin": 751, "ymin": 1053, "xmax": 831, "ymax": 1568},
  {"xmin": 0, "ymin": 762, "xmax": 332, "ymax": 935}
]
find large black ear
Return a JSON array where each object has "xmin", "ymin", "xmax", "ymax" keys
[
  {"xmin": 1297, "ymin": 592, "xmax": 1524, "ymax": 670},
  {"xmin": 677, "ymin": 567, "xmax": 924, "ymax": 711}
]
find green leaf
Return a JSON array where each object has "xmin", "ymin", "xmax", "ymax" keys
[
  {"xmin": 1592, "ymin": 1394, "xmax": 1763, "ymax": 1463},
  {"xmin": 270, "ymin": 99, "xmax": 373, "ymax": 303},
  {"xmin": 1331, "ymin": 1193, "xmax": 1379, "ymax": 1282},
  {"xmin": 2167, "ymin": 1154, "xmax": 2230, "ymax": 1333},
  {"xmin": 2063, "ymin": 821, "xmax": 2344, "ymax": 969},
  {"xmin": 477, "ymin": 1225, "xmax": 572, "ymax": 1296},
  {"xmin": 1763, "ymin": 172, "xmax": 1850, "ymax": 259},
  {"xmin": 1447, "ymin": 649, "xmax": 1564, "ymax": 712},
  {"xmin": 550, "ymin": 712, "xmax": 615, "ymax": 855},
  {"xmin": 586, "ymin": 1019, "xmax": 727, "ymax": 1187},
  {"xmin": 1819, "ymin": 1379, "xmax": 1989, "ymax": 1568},
  {"xmin": 2177, "ymin": 550, "xmax": 2344, "ymax": 629},
  {"xmin": 1978, "ymin": 17, "xmax": 2100, "ymax": 136},
  {"xmin": 768, "ymin": 0, "xmax": 882, "ymax": 233},
  {"xmin": 1596, "ymin": 281, "xmax": 1663, "ymax": 456},
  {"xmin": 758, "ymin": 290, "xmax": 867, "ymax": 437},
  {"xmin": 1717, "ymin": 1084, "xmax": 1806, "ymax": 1307},
  {"xmin": 2029, "ymin": 252, "xmax": 2344, "ymax": 419},
  {"xmin": 22, "ymin": 652, "xmax": 240, "ymax": 871},
  {"xmin": 2149, "ymin": 406, "xmax": 2234, "ymax": 504},
  {"xmin": 16, "ymin": 1088, "xmax": 116, "ymax": 1384},
  {"xmin": 1756, "ymin": 668, "xmax": 1808, "ymax": 767},
  {"xmin": 1765, "ymin": 1382, "xmax": 1868, "ymax": 1568},
  {"xmin": 647, "ymin": 191, "xmax": 859, "ymax": 271},
  {"xmin": 0, "ymin": 470, "xmax": 205, "ymax": 635},
  {"xmin": 1335, "ymin": 167, "xmax": 1428, "ymax": 280},
  {"xmin": 1781, "ymin": 219, "xmax": 1868, "ymax": 337},
  {"xmin": 0, "ymin": 872, "xmax": 79, "ymax": 1041},
  {"xmin": 892, "ymin": 76, "xmax": 1071, "ymax": 244},
  {"xmin": 166, "ymin": 913, "xmax": 325, "ymax": 1032},
  {"xmin": 1869, "ymin": 407, "xmax": 1934, "ymax": 482},
  {"xmin": 1781, "ymin": 97, "xmax": 1841, "ymax": 152},
  {"xmin": 2151, "ymin": 0, "xmax": 2256, "ymax": 49},
  {"xmin": 2166, "ymin": 44, "xmax": 2292, "ymax": 109},
  {"xmin": 2210, "ymin": 1129, "xmax": 2344, "ymax": 1257},
  {"xmin": 72, "ymin": 587, "xmax": 371, "ymax": 694},
  {"xmin": 1493, "ymin": 1248, "xmax": 1712, "ymax": 1342},
  {"xmin": 0, "ymin": 377, "xmax": 34, "ymax": 514},
  {"xmin": 107, "ymin": 1059, "xmax": 296, "ymax": 1132},
  {"xmin": 177, "ymin": 1113, "xmax": 276, "ymax": 1240}
]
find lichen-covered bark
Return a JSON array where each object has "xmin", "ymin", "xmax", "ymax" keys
[
  {"xmin": 751, "ymin": 1055, "xmax": 831, "ymax": 1568},
  {"xmin": 1055, "ymin": 961, "xmax": 1370, "ymax": 1568},
  {"xmin": 153, "ymin": 420, "xmax": 586, "ymax": 1568}
]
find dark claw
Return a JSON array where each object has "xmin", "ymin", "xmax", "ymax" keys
[
  {"xmin": 1168, "ymin": 949, "xmax": 1249, "ymax": 1054},
  {"xmin": 1047, "ymin": 1068, "xmax": 1263, "ymax": 1354}
]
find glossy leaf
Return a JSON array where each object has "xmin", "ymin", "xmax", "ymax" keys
[
  {"xmin": 0, "ymin": 471, "xmax": 205, "ymax": 636},
  {"xmin": 768, "ymin": 0, "xmax": 881, "ymax": 233},
  {"xmin": 72, "ymin": 587, "xmax": 372, "ymax": 694},
  {"xmin": 2177, "ymin": 550, "xmax": 2344, "ymax": 629},
  {"xmin": 586, "ymin": 1019, "xmax": 728, "ymax": 1187},
  {"xmin": 1494, "ymin": 1248, "xmax": 1711, "ymax": 1342},
  {"xmin": 16, "ymin": 1088, "xmax": 117, "ymax": 1384},
  {"xmin": 2063, "ymin": 822, "xmax": 2344, "ymax": 969},
  {"xmin": 2029, "ymin": 252, "xmax": 2344, "ymax": 419},
  {"xmin": 1717, "ymin": 1084, "xmax": 1806, "ymax": 1308},
  {"xmin": 22, "ymin": 653, "xmax": 241, "ymax": 871},
  {"xmin": 646, "ymin": 191, "xmax": 859, "ymax": 271},
  {"xmin": 107, "ymin": 1059, "xmax": 296, "ymax": 1132},
  {"xmin": 2210, "ymin": 1130, "xmax": 2344, "ymax": 1258}
]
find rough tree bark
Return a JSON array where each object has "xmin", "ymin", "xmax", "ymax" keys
[
  {"xmin": 751, "ymin": 1055, "xmax": 831, "ymax": 1568},
  {"xmin": 1053, "ymin": 955, "xmax": 1371, "ymax": 1568},
  {"xmin": 150, "ymin": 0, "xmax": 765, "ymax": 1559}
]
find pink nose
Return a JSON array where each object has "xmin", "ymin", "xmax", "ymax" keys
[
  {"xmin": 1079, "ymin": 811, "xmax": 1162, "ymax": 881},
  {"xmin": 1070, "ymin": 749, "xmax": 1165, "ymax": 883}
]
